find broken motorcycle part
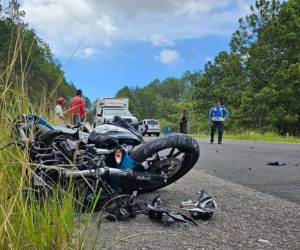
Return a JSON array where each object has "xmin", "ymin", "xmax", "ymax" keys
[
  {"xmin": 104, "ymin": 191, "xmax": 144, "ymax": 222},
  {"xmin": 267, "ymin": 161, "xmax": 286, "ymax": 166},
  {"xmin": 102, "ymin": 193, "xmax": 197, "ymax": 226},
  {"xmin": 146, "ymin": 195, "xmax": 198, "ymax": 226},
  {"xmin": 180, "ymin": 190, "xmax": 217, "ymax": 220}
]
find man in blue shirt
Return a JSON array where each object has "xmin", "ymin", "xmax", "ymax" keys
[{"xmin": 208, "ymin": 99, "xmax": 229, "ymax": 144}]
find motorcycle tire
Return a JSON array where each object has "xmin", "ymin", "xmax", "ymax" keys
[{"xmin": 130, "ymin": 133, "xmax": 200, "ymax": 193}]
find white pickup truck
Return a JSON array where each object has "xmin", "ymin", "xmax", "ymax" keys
[
  {"xmin": 138, "ymin": 119, "xmax": 161, "ymax": 137},
  {"xmin": 93, "ymin": 98, "xmax": 138, "ymax": 127}
]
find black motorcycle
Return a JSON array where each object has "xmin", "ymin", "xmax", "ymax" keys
[{"xmin": 13, "ymin": 114, "xmax": 200, "ymax": 209}]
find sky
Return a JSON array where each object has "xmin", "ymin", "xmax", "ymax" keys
[{"xmin": 15, "ymin": 0, "xmax": 254, "ymax": 101}]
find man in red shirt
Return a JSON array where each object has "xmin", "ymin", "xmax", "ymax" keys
[{"xmin": 69, "ymin": 89, "xmax": 85, "ymax": 125}]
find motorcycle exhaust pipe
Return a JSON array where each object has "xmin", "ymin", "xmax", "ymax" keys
[
  {"xmin": 64, "ymin": 167, "xmax": 127, "ymax": 177},
  {"xmin": 131, "ymin": 171, "xmax": 167, "ymax": 183},
  {"xmin": 64, "ymin": 167, "xmax": 167, "ymax": 183}
]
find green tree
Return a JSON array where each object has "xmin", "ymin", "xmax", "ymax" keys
[
  {"xmin": 113, "ymin": 0, "xmax": 299, "ymax": 135},
  {"xmin": 234, "ymin": 0, "xmax": 299, "ymax": 133},
  {"xmin": 115, "ymin": 85, "xmax": 141, "ymax": 118},
  {"xmin": 0, "ymin": 1, "xmax": 92, "ymax": 114}
]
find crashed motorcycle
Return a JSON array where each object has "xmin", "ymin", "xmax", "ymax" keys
[{"xmin": 13, "ymin": 114, "xmax": 200, "ymax": 209}]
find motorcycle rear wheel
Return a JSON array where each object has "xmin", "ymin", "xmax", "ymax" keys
[{"xmin": 130, "ymin": 133, "xmax": 200, "ymax": 193}]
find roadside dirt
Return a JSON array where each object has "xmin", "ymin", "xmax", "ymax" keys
[{"xmin": 87, "ymin": 170, "xmax": 300, "ymax": 249}]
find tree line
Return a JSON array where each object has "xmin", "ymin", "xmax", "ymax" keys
[
  {"xmin": 0, "ymin": 1, "xmax": 91, "ymax": 113},
  {"xmin": 116, "ymin": 0, "xmax": 300, "ymax": 135}
]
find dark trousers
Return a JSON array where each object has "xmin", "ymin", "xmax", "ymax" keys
[
  {"xmin": 73, "ymin": 115, "xmax": 82, "ymax": 125},
  {"xmin": 180, "ymin": 124, "xmax": 188, "ymax": 134},
  {"xmin": 210, "ymin": 121, "xmax": 224, "ymax": 143}
]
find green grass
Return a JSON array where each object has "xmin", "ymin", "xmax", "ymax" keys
[
  {"xmin": 0, "ymin": 24, "xmax": 98, "ymax": 250},
  {"xmin": 193, "ymin": 131, "xmax": 300, "ymax": 143},
  {"xmin": 0, "ymin": 123, "xmax": 95, "ymax": 249}
]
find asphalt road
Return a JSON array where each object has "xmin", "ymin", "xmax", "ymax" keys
[
  {"xmin": 195, "ymin": 139, "xmax": 300, "ymax": 204},
  {"xmin": 93, "ymin": 170, "xmax": 300, "ymax": 249},
  {"xmin": 90, "ymin": 136, "xmax": 300, "ymax": 249},
  {"xmin": 144, "ymin": 136, "xmax": 300, "ymax": 204}
]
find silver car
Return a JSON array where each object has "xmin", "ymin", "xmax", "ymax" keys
[{"xmin": 138, "ymin": 119, "xmax": 161, "ymax": 137}]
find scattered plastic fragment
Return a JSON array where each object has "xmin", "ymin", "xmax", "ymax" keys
[
  {"xmin": 180, "ymin": 190, "xmax": 217, "ymax": 220},
  {"xmin": 147, "ymin": 195, "xmax": 198, "ymax": 226},
  {"xmin": 267, "ymin": 161, "xmax": 286, "ymax": 166}
]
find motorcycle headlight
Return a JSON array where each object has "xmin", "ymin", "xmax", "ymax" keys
[{"xmin": 114, "ymin": 148, "xmax": 123, "ymax": 164}]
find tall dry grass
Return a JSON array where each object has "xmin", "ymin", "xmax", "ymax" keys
[{"xmin": 0, "ymin": 14, "xmax": 98, "ymax": 250}]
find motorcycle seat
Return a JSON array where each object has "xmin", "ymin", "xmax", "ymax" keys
[{"xmin": 38, "ymin": 129, "xmax": 79, "ymax": 145}]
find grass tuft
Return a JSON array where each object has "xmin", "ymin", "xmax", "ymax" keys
[{"xmin": 0, "ymin": 17, "xmax": 98, "ymax": 250}]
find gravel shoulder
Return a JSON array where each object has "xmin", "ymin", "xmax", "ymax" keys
[{"xmin": 88, "ymin": 170, "xmax": 300, "ymax": 249}]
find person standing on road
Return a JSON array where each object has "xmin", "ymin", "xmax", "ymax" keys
[
  {"xmin": 180, "ymin": 109, "xmax": 189, "ymax": 134},
  {"xmin": 69, "ymin": 89, "xmax": 85, "ymax": 125},
  {"xmin": 54, "ymin": 97, "xmax": 65, "ymax": 121},
  {"xmin": 208, "ymin": 99, "xmax": 229, "ymax": 144}
]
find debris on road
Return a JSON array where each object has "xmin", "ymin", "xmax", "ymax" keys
[
  {"xmin": 180, "ymin": 190, "xmax": 217, "ymax": 220},
  {"xmin": 102, "ymin": 191, "xmax": 217, "ymax": 227},
  {"xmin": 147, "ymin": 195, "xmax": 198, "ymax": 226},
  {"xmin": 93, "ymin": 170, "xmax": 300, "ymax": 249},
  {"xmin": 257, "ymin": 239, "xmax": 271, "ymax": 244},
  {"xmin": 104, "ymin": 192, "xmax": 141, "ymax": 222},
  {"xmin": 267, "ymin": 161, "xmax": 286, "ymax": 166}
]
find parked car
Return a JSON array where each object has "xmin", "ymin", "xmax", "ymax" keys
[{"xmin": 138, "ymin": 119, "xmax": 161, "ymax": 136}]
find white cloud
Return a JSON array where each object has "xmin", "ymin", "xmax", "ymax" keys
[
  {"xmin": 150, "ymin": 34, "xmax": 174, "ymax": 47},
  {"xmin": 158, "ymin": 49, "xmax": 180, "ymax": 65},
  {"xmin": 74, "ymin": 47, "xmax": 95, "ymax": 58},
  {"xmin": 20, "ymin": 0, "xmax": 251, "ymax": 57},
  {"xmin": 21, "ymin": 0, "xmax": 119, "ymax": 56},
  {"xmin": 96, "ymin": 15, "xmax": 118, "ymax": 35},
  {"xmin": 83, "ymin": 48, "xmax": 94, "ymax": 57}
]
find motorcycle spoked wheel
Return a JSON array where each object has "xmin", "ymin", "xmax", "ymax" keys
[{"xmin": 129, "ymin": 133, "xmax": 200, "ymax": 194}]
